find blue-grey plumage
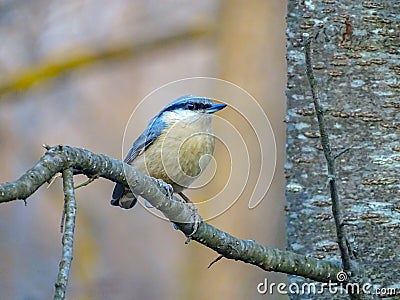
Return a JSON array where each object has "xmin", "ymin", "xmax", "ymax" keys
[{"xmin": 111, "ymin": 95, "xmax": 227, "ymax": 209}]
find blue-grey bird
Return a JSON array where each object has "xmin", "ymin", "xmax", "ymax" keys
[{"xmin": 111, "ymin": 95, "xmax": 227, "ymax": 209}]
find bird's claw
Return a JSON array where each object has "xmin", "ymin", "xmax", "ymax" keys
[
  {"xmin": 155, "ymin": 179, "xmax": 173, "ymax": 198},
  {"xmin": 185, "ymin": 202, "xmax": 202, "ymax": 243}
]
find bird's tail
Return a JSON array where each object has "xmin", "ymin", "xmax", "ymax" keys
[{"xmin": 110, "ymin": 183, "xmax": 137, "ymax": 209}]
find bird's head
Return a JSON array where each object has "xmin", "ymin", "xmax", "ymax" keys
[{"xmin": 159, "ymin": 95, "xmax": 227, "ymax": 123}]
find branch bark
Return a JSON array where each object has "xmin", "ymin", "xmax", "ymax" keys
[
  {"xmin": 54, "ymin": 168, "xmax": 76, "ymax": 300},
  {"xmin": 0, "ymin": 145, "xmax": 343, "ymax": 283},
  {"xmin": 304, "ymin": 35, "xmax": 352, "ymax": 273},
  {"xmin": 304, "ymin": 36, "xmax": 375, "ymax": 300}
]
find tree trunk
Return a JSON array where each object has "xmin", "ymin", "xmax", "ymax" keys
[{"xmin": 286, "ymin": 0, "xmax": 399, "ymax": 298}]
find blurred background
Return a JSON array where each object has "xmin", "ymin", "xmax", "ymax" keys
[{"xmin": 0, "ymin": 1, "xmax": 287, "ymax": 299}]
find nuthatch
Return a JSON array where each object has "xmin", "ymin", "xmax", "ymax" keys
[{"xmin": 111, "ymin": 95, "xmax": 227, "ymax": 209}]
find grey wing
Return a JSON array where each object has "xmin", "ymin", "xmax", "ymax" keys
[
  {"xmin": 123, "ymin": 115, "xmax": 166, "ymax": 163},
  {"xmin": 111, "ymin": 116, "xmax": 166, "ymax": 209}
]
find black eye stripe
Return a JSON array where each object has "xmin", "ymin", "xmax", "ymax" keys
[
  {"xmin": 161, "ymin": 96, "xmax": 213, "ymax": 113},
  {"xmin": 185, "ymin": 103, "xmax": 211, "ymax": 110},
  {"xmin": 186, "ymin": 103, "xmax": 195, "ymax": 110}
]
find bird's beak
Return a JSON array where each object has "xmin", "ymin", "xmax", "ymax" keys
[{"xmin": 205, "ymin": 103, "xmax": 227, "ymax": 114}]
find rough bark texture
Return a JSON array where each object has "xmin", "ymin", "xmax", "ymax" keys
[
  {"xmin": 0, "ymin": 145, "xmax": 343, "ymax": 283},
  {"xmin": 286, "ymin": 0, "xmax": 399, "ymax": 298},
  {"xmin": 54, "ymin": 168, "xmax": 76, "ymax": 300}
]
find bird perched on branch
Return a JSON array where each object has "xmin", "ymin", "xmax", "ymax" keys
[{"xmin": 111, "ymin": 95, "xmax": 227, "ymax": 209}]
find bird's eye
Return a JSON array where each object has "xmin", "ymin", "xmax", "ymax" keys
[{"xmin": 185, "ymin": 103, "xmax": 195, "ymax": 110}]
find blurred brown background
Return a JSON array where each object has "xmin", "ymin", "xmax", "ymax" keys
[{"xmin": 0, "ymin": 1, "xmax": 287, "ymax": 299}]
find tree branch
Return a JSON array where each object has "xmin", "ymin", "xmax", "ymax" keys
[
  {"xmin": 304, "ymin": 36, "xmax": 376, "ymax": 300},
  {"xmin": 304, "ymin": 35, "xmax": 352, "ymax": 273},
  {"xmin": 0, "ymin": 26, "xmax": 211, "ymax": 98},
  {"xmin": 54, "ymin": 168, "xmax": 76, "ymax": 300},
  {"xmin": 0, "ymin": 145, "xmax": 343, "ymax": 283}
]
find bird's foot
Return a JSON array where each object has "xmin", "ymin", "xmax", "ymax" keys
[
  {"xmin": 155, "ymin": 179, "xmax": 174, "ymax": 199},
  {"xmin": 185, "ymin": 201, "xmax": 202, "ymax": 243},
  {"xmin": 176, "ymin": 192, "xmax": 201, "ymax": 241},
  {"xmin": 185, "ymin": 207, "xmax": 202, "ymax": 244}
]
